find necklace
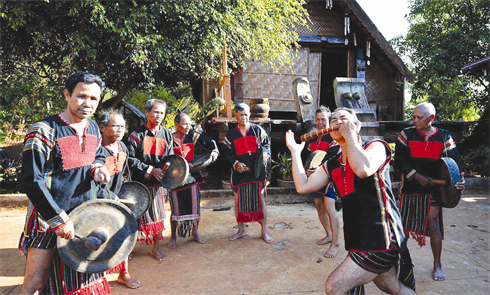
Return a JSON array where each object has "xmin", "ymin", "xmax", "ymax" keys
[{"xmin": 338, "ymin": 156, "xmax": 348, "ymax": 196}]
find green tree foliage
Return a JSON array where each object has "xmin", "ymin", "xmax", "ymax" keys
[
  {"xmin": 0, "ymin": 70, "xmax": 66, "ymax": 143},
  {"xmin": 392, "ymin": 0, "xmax": 489, "ymax": 121},
  {"xmin": 1, "ymin": 0, "xmax": 308, "ymax": 110}
]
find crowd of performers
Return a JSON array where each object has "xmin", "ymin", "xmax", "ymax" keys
[{"xmin": 18, "ymin": 71, "xmax": 465, "ymax": 295}]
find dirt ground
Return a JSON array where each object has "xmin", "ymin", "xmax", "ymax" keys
[{"xmin": 1, "ymin": 189, "xmax": 489, "ymax": 295}]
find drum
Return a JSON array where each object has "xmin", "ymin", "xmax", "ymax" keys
[
  {"xmin": 57, "ymin": 199, "xmax": 138, "ymax": 273},
  {"xmin": 436, "ymin": 157, "xmax": 462, "ymax": 208},
  {"xmin": 304, "ymin": 150, "xmax": 327, "ymax": 170}
]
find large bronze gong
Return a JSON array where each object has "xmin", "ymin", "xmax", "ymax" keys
[
  {"xmin": 254, "ymin": 146, "xmax": 270, "ymax": 179},
  {"xmin": 57, "ymin": 199, "xmax": 137, "ymax": 273},
  {"xmin": 189, "ymin": 154, "xmax": 213, "ymax": 174},
  {"xmin": 118, "ymin": 181, "xmax": 150, "ymax": 219},
  {"xmin": 160, "ymin": 154, "xmax": 189, "ymax": 189}
]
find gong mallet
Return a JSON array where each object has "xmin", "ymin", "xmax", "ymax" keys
[
  {"xmin": 300, "ymin": 126, "xmax": 340, "ymax": 142},
  {"xmin": 74, "ymin": 227, "xmax": 111, "ymax": 251}
]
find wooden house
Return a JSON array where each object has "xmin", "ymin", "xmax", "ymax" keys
[{"xmin": 202, "ymin": 0, "xmax": 414, "ymax": 143}]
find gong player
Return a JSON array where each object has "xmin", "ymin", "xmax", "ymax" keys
[
  {"xmin": 97, "ymin": 109, "xmax": 140, "ymax": 289},
  {"xmin": 166, "ymin": 113, "xmax": 219, "ymax": 249},
  {"xmin": 126, "ymin": 99, "xmax": 174, "ymax": 262},
  {"xmin": 222, "ymin": 103, "xmax": 273, "ymax": 244},
  {"xmin": 19, "ymin": 72, "xmax": 112, "ymax": 294},
  {"xmin": 395, "ymin": 102, "xmax": 465, "ymax": 281},
  {"xmin": 304, "ymin": 106, "xmax": 341, "ymax": 258}
]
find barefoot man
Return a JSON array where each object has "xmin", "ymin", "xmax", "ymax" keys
[
  {"xmin": 223, "ymin": 103, "xmax": 273, "ymax": 244},
  {"xmin": 98, "ymin": 109, "xmax": 140, "ymax": 289},
  {"xmin": 19, "ymin": 72, "xmax": 112, "ymax": 294},
  {"xmin": 304, "ymin": 106, "xmax": 341, "ymax": 258},
  {"xmin": 167, "ymin": 113, "xmax": 219, "ymax": 249},
  {"xmin": 395, "ymin": 102, "xmax": 465, "ymax": 281},
  {"xmin": 127, "ymin": 99, "xmax": 174, "ymax": 262},
  {"xmin": 286, "ymin": 108, "xmax": 416, "ymax": 294}
]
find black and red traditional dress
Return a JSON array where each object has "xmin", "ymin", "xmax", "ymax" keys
[
  {"xmin": 223, "ymin": 124, "xmax": 271, "ymax": 223},
  {"xmin": 19, "ymin": 114, "xmax": 110, "ymax": 295},
  {"xmin": 324, "ymin": 139, "xmax": 414, "ymax": 292},
  {"xmin": 171, "ymin": 130, "xmax": 218, "ymax": 237},
  {"xmin": 127, "ymin": 124, "xmax": 174, "ymax": 244},
  {"xmin": 395, "ymin": 126, "xmax": 459, "ymax": 246}
]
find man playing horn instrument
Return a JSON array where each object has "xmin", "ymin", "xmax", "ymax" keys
[
  {"xmin": 19, "ymin": 72, "xmax": 112, "ymax": 295},
  {"xmin": 304, "ymin": 106, "xmax": 341, "ymax": 258},
  {"xmin": 167, "ymin": 113, "xmax": 219, "ymax": 249},
  {"xmin": 223, "ymin": 103, "xmax": 273, "ymax": 244},
  {"xmin": 286, "ymin": 108, "xmax": 416, "ymax": 294},
  {"xmin": 126, "ymin": 99, "xmax": 174, "ymax": 262},
  {"xmin": 395, "ymin": 102, "xmax": 465, "ymax": 281}
]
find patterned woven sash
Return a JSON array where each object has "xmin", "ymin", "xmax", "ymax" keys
[
  {"xmin": 399, "ymin": 194, "xmax": 431, "ymax": 247},
  {"xmin": 170, "ymin": 184, "xmax": 200, "ymax": 238},
  {"xmin": 237, "ymin": 182, "xmax": 264, "ymax": 223}
]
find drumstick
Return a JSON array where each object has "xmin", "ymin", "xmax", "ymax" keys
[
  {"xmin": 161, "ymin": 162, "xmax": 171, "ymax": 174},
  {"xmin": 75, "ymin": 233, "xmax": 102, "ymax": 251},
  {"xmin": 300, "ymin": 127, "xmax": 339, "ymax": 142},
  {"xmin": 431, "ymin": 180, "xmax": 447, "ymax": 185},
  {"xmin": 119, "ymin": 199, "xmax": 136, "ymax": 206}
]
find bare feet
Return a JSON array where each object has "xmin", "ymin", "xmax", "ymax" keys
[
  {"xmin": 317, "ymin": 235, "xmax": 332, "ymax": 245},
  {"xmin": 261, "ymin": 231, "xmax": 273, "ymax": 244},
  {"xmin": 324, "ymin": 244, "xmax": 339, "ymax": 258},
  {"xmin": 192, "ymin": 232, "xmax": 205, "ymax": 244},
  {"xmin": 433, "ymin": 265, "xmax": 446, "ymax": 281},
  {"xmin": 117, "ymin": 272, "xmax": 141, "ymax": 289},
  {"xmin": 229, "ymin": 230, "xmax": 247, "ymax": 241},
  {"xmin": 166, "ymin": 239, "xmax": 177, "ymax": 249},
  {"xmin": 151, "ymin": 248, "xmax": 166, "ymax": 261}
]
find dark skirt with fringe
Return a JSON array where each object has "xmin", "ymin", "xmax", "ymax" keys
[
  {"xmin": 236, "ymin": 182, "xmax": 265, "ymax": 223},
  {"xmin": 137, "ymin": 186, "xmax": 166, "ymax": 244},
  {"xmin": 169, "ymin": 183, "xmax": 201, "ymax": 238},
  {"xmin": 399, "ymin": 193, "xmax": 444, "ymax": 247}
]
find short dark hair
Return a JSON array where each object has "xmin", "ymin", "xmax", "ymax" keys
[
  {"xmin": 145, "ymin": 99, "xmax": 166, "ymax": 112},
  {"xmin": 316, "ymin": 106, "xmax": 331, "ymax": 117},
  {"xmin": 174, "ymin": 113, "xmax": 189, "ymax": 125},
  {"xmin": 98, "ymin": 109, "xmax": 124, "ymax": 127},
  {"xmin": 65, "ymin": 72, "xmax": 105, "ymax": 96}
]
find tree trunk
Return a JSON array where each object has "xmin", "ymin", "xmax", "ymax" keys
[{"xmin": 102, "ymin": 70, "xmax": 134, "ymax": 110}]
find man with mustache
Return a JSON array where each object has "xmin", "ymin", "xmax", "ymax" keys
[{"xmin": 19, "ymin": 72, "xmax": 112, "ymax": 294}]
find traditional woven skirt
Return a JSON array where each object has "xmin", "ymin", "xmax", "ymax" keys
[
  {"xmin": 137, "ymin": 186, "xmax": 166, "ymax": 244},
  {"xmin": 169, "ymin": 183, "xmax": 201, "ymax": 238},
  {"xmin": 399, "ymin": 193, "xmax": 444, "ymax": 247},
  {"xmin": 42, "ymin": 250, "xmax": 111, "ymax": 295},
  {"xmin": 19, "ymin": 203, "xmax": 110, "ymax": 295},
  {"xmin": 236, "ymin": 182, "xmax": 265, "ymax": 223}
]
